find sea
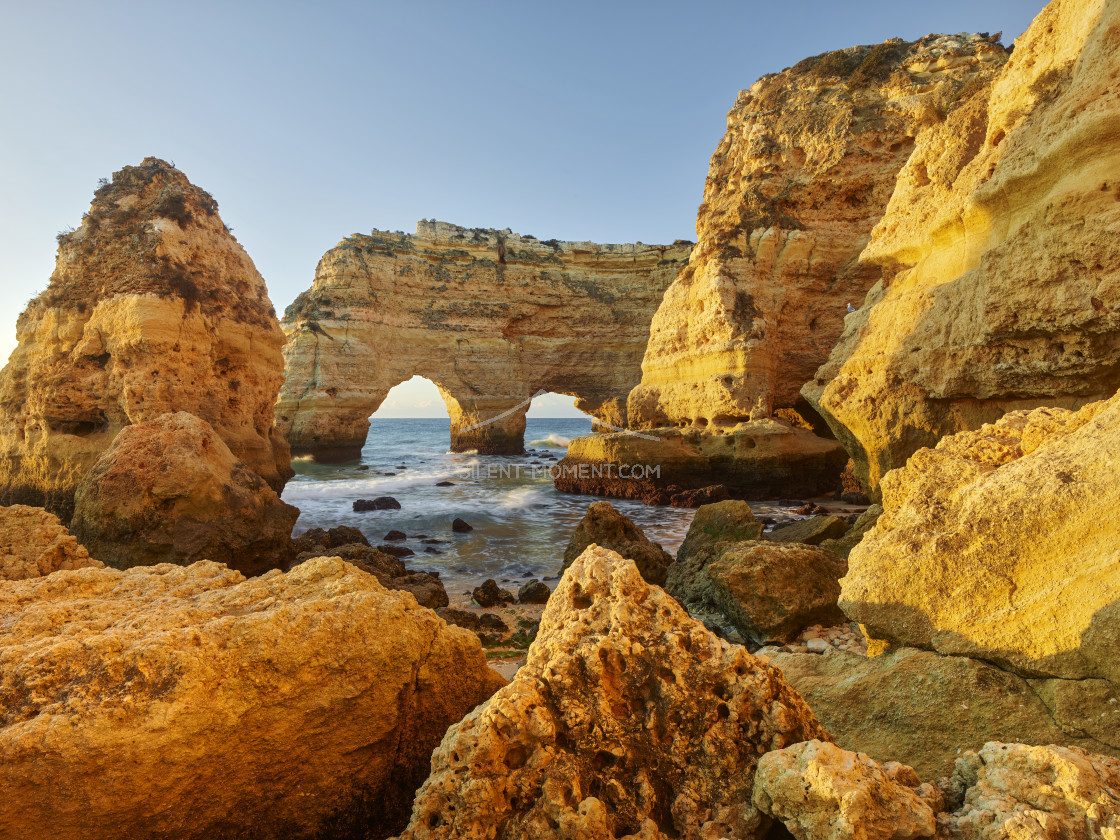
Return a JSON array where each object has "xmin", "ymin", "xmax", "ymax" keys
[{"xmin": 282, "ymin": 417, "xmax": 698, "ymax": 596}]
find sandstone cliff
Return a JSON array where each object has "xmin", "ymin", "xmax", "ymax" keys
[
  {"xmin": 277, "ymin": 220, "xmax": 690, "ymax": 458},
  {"xmin": 804, "ymin": 0, "xmax": 1120, "ymax": 490},
  {"xmin": 0, "ymin": 158, "xmax": 292, "ymax": 521},
  {"xmin": 0, "ymin": 557, "xmax": 504, "ymax": 840}
]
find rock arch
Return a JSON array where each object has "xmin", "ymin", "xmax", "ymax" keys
[{"xmin": 275, "ymin": 221, "xmax": 691, "ymax": 459}]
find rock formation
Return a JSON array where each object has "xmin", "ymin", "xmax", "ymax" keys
[
  {"xmin": 393, "ymin": 546, "xmax": 829, "ymax": 839},
  {"xmin": 69, "ymin": 412, "xmax": 299, "ymax": 576},
  {"xmin": 0, "ymin": 157, "xmax": 292, "ymax": 521},
  {"xmin": 840, "ymin": 393, "xmax": 1120, "ymax": 682},
  {"xmin": 805, "ymin": 0, "xmax": 1120, "ymax": 491},
  {"xmin": 0, "ymin": 556, "xmax": 504, "ymax": 840},
  {"xmin": 753, "ymin": 739, "xmax": 943, "ymax": 840},
  {"xmin": 0, "ymin": 504, "xmax": 102, "ymax": 580},
  {"xmin": 561, "ymin": 500, "xmax": 674, "ymax": 585},
  {"xmin": 556, "ymin": 33, "xmax": 1008, "ymax": 501},
  {"xmin": 666, "ymin": 500, "xmax": 763, "ymax": 616},
  {"xmin": 276, "ymin": 220, "xmax": 691, "ymax": 459}
]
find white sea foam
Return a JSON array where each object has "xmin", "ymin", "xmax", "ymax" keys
[{"xmin": 529, "ymin": 434, "xmax": 571, "ymax": 448}]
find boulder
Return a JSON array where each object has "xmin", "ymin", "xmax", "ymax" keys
[
  {"xmin": 517, "ymin": 579, "xmax": 551, "ymax": 604},
  {"xmin": 765, "ymin": 515, "xmax": 849, "ymax": 546},
  {"xmin": 69, "ymin": 412, "xmax": 299, "ymax": 576},
  {"xmin": 665, "ymin": 500, "xmax": 762, "ymax": 614},
  {"xmin": 452, "ymin": 517, "xmax": 473, "ymax": 532},
  {"xmin": 391, "ymin": 572, "xmax": 449, "ymax": 610},
  {"xmin": 436, "ymin": 607, "xmax": 481, "ymax": 631},
  {"xmin": 291, "ymin": 525, "xmax": 369, "ymax": 554},
  {"xmin": 768, "ymin": 647, "xmax": 1119, "ymax": 780},
  {"xmin": 354, "ymin": 496, "xmax": 401, "ymax": 511},
  {"xmin": 472, "ymin": 579, "xmax": 515, "ymax": 608},
  {"xmin": 0, "ymin": 557, "xmax": 505, "ymax": 840},
  {"xmin": 818, "ymin": 505, "xmax": 882, "ymax": 559},
  {"xmin": 384, "ymin": 529, "xmax": 407, "ymax": 541},
  {"xmin": 394, "ymin": 546, "xmax": 829, "ymax": 839},
  {"xmin": 562, "ymin": 501, "xmax": 674, "ymax": 585},
  {"xmin": 839, "ymin": 393, "xmax": 1120, "ymax": 681},
  {"xmin": 939, "ymin": 742, "xmax": 1120, "ymax": 839},
  {"xmin": 753, "ymin": 740, "xmax": 943, "ymax": 840},
  {"xmin": 0, "ymin": 157, "xmax": 292, "ymax": 521},
  {"xmin": 378, "ymin": 544, "xmax": 415, "ymax": 558},
  {"xmin": 707, "ymin": 541, "xmax": 847, "ymax": 644},
  {"xmin": 0, "ymin": 504, "xmax": 102, "ymax": 580},
  {"xmin": 290, "ymin": 542, "xmax": 448, "ymax": 610}
]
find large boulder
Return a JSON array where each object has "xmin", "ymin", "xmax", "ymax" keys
[
  {"xmin": 394, "ymin": 546, "xmax": 829, "ymax": 839},
  {"xmin": 753, "ymin": 740, "xmax": 943, "ymax": 840},
  {"xmin": 839, "ymin": 393, "xmax": 1120, "ymax": 681},
  {"xmin": 708, "ymin": 541, "xmax": 847, "ymax": 644},
  {"xmin": 0, "ymin": 504, "xmax": 102, "ymax": 580},
  {"xmin": 290, "ymin": 542, "xmax": 449, "ymax": 610},
  {"xmin": 0, "ymin": 556, "xmax": 505, "ymax": 840},
  {"xmin": 562, "ymin": 500, "xmax": 673, "ymax": 585},
  {"xmin": 70, "ymin": 412, "xmax": 299, "ymax": 576},
  {"xmin": 804, "ymin": 0, "xmax": 1120, "ymax": 492},
  {"xmin": 0, "ymin": 157, "xmax": 292, "ymax": 521},
  {"xmin": 940, "ymin": 742, "xmax": 1120, "ymax": 839},
  {"xmin": 769, "ymin": 647, "xmax": 1119, "ymax": 780},
  {"xmin": 666, "ymin": 500, "xmax": 762, "ymax": 614}
]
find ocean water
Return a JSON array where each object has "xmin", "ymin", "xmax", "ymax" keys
[{"xmin": 282, "ymin": 417, "xmax": 698, "ymax": 595}]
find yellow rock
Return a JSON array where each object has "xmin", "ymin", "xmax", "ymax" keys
[
  {"xmin": 0, "ymin": 503, "xmax": 102, "ymax": 580},
  {"xmin": 806, "ymin": 0, "xmax": 1120, "ymax": 491},
  {"xmin": 0, "ymin": 158, "xmax": 292, "ymax": 520}
]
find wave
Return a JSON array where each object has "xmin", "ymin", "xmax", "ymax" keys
[{"xmin": 529, "ymin": 434, "xmax": 571, "ymax": 449}]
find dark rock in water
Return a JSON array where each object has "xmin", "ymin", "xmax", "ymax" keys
[
  {"xmin": 562, "ymin": 501, "xmax": 673, "ymax": 586},
  {"xmin": 641, "ymin": 487, "xmax": 672, "ymax": 506},
  {"xmin": 421, "ymin": 538, "xmax": 447, "ymax": 545},
  {"xmin": 473, "ymin": 579, "xmax": 514, "ymax": 607},
  {"xmin": 792, "ymin": 502, "xmax": 828, "ymax": 516},
  {"xmin": 841, "ymin": 491, "xmax": 871, "ymax": 505},
  {"xmin": 452, "ymin": 517, "xmax": 473, "ymax": 533},
  {"xmin": 437, "ymin": 607, "xmax": 481, "ymax": 631},
  {"xmin": 291, "ymin": 525, "xmax": 370, "ymax": 555},
  {"xmin": 669, "ymin": 485, "xmax": 730, "ymax": 508},
  {"xmin": 378, "ymin": 544, "xmax": 415, "ymax": 558},
  {"xmin": 391, "ymin": 572, "xmax": 448, "ymax": 609},
  {"xmin": 424, "ymin": 547, "xmax": 442, "ymax": 555},
  {"xmin": 383, "ymin": 530, "xmax": 407, "ymax": 541},
  {"xmin": 396, "ymin": 465, "xmax": 408, "ymax": 470},
  {"xmin": 479, "ymin": 613, "xmax": 508, "ymax": 632},
  {"xmin": 435, "ymin": 481, "xmax": 455, "ymax": 487},
  {"xmin": 382, "ymin": 472, "xmax": 397, "ymax": 477},
  {"xmin": 518, "ymin": 580, "xmax": 551, "ymax": 604},
  {"xmin": 356, "ymin": 465, "xmax": 370, "ymax": 471},
  {"xmin": 354, "ymin": 497, "xmax": 401, "ymax": 511}
]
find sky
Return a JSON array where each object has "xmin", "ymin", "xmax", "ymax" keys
[{"xmin": 0, "ymin": 0, "xmax": 1043, "ymax": 417}]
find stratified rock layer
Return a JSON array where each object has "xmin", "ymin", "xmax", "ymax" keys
[
  {"xmin": 277, "ymin": 221, "xmax": 690, "ymax": 458},
  {"xmin": 805, "ymin": 0, "xmax": 1120, "ymax": 490},
  {"xmin": 394, "ymin": 546, "xmax": 829, "ymax": 839},
  {"xmin": 840, "ymin": 393, "xmax": 1120, "ymax": 682},
  {"xmin": 628, "ymin": 34, "xmax": 1007, "ymax": 431},
  {"xmin": 561, "ymin": 500, "xmax": 673, "ymax": 585},
  {"xmin": 0, "ymin": 557, "xmax": 504, "ymax": 840},
  {"xmin": 0, "ymin": 504, "xmax": 101, "ymax": 580},
  {"xmin": 70, "ymin": 412, "xmax": 300, "ymax": 575},
  {"xmin": 0, "ymin": 158, "xmax": 292, "ymax": 520}
]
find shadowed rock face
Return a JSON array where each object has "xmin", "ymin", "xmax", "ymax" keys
[
  {"xmin": 275, "ymin": 220, "xmax": 691, "ymax": 459},
  {"xmin": 804, "ymin": 0, "xmax": 1120, "ymax": 491},
  {"xmin": 0, "ymin": 158, "xmax": 292, "ymax": 521}
]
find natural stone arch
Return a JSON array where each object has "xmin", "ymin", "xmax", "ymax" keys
[{"xmin": 276, "ymin": 221, "xmax": 690, "ymax": 459}]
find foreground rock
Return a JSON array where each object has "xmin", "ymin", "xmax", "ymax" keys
[
  {"xmin": 0, "ymin": 557, "xmax": 505, "ymax": 840},
  {"xmin": 70, "ymin": 412, "xmax": 299, "ymax": 576},
  {"xmin": 708, "ymin": 542, "xmax": 847, "ymax": 644},
  {"xmin": 753, "ymin": 740, "xmax": 942, "ymax": 840},
  {"xmin": 666, "ymin": 500, "xmax": 763, "ymax": 615},
  {"xmin": 562, "ymin": 500, "xmax": 673, "ymax": 585},
  {"xmin": 276, "ymin": 220, "xmax": 690, "ymax": 458},
  {"xmin": 769, "ymin": 647, "xmax": 1119, "ymax": 779},
  {"xmin": 765, "ymin": 515, "xmax": 849, "ymax": 546},
  {"xmin": 805, "ymin": 0, "xmax": 1120, "ymax": 491},
  {"xmin": 0, "ymin": 157, "xmax": 292, "ymax": 520},
  {"xmin": 840, "ymin": 393, "xmax": 1120, "ymax": 682},
  {"xmin": 394, "ymin": 546, "xmax": 829, "ymax": 839},
  {"xmin": 290, "ymin": 540, "xmax": 449, "ymax": 609},
  {"xmin": 0, "ymin": 504, "xmax": 102, "ymax": 580}
]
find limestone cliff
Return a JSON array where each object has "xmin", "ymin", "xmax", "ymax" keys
[
  {"xmin": 804, "ymin": 0, "xmax": 1120, "ymax": 490},
  {"xmin": 277, "ymin": 220, "xmax": 690, "ymax": 458},
  {"xmin": 628, "ymin": 32, "xmax": 1008, "ymax": 430},
  {"xmin": 0, "ymin": 158, "xmax": 292, "ymax": 520}
]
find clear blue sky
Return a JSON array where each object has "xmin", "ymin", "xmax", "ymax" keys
[{"xmin": 0, "ymin": 1, "xmax": 1042, "ymax": 417}]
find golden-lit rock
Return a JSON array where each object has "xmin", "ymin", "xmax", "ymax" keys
[
  {"xmin": 840, "ymin": 392, "xmax": 1120, "ymax": 681},
  {"xmin": 70, "ymin": 412, "xmax": 299, "ymax": 575},
  {"xmin": 393, "ymin": 546, "xmax": 829, "ymax": 839},
  {"xmin": 276, "ymin": 220, "xmax": 690, "ymax": 458},
  {"xmin": 806, "ymin": 0, "xmax": 1120, "ymax": 490},
  {"xmin": 0, "ymin": 503, "xmax": 101, "ymax": 580},
  {"xmin": 0, "ymin": 158, "xmax": 292, "ymax": 520},
  {"xmin": 0, "ymin": 556, "xmax": 505, "ymax": 840}
]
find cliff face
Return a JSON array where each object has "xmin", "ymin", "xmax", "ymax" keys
[
  {"xmin": 0, "ymin": 158, "xmax": 292, "ymax": 520},
  {"xmin": 628, "ymin": 33, "xmax": 1008, "ymax": 430},
  {"xmin": 276, "ymin": 221, "xmax": 690, "ymax": 458},
  {"xmin": 804, "ymin": 0, "xmax": 1120, "ymax": 490}
]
